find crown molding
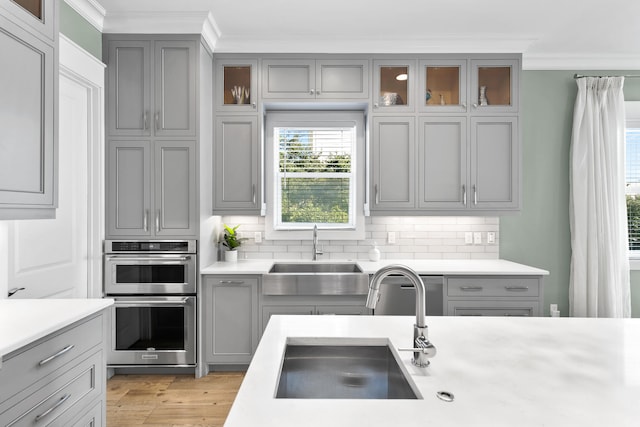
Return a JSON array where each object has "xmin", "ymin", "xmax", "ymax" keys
[
  {"xmin": 200, "ymin": 12, "xmax": 221, "ymax": 53},
  {"xmin": 63, "ymin": 0, "xmax": 105, "ymax": 32},
  {"xmin": 523, "ymin": 53, "xmax": 640, "ymax": 70},
  {"xmin": 103, "ymin": 11, "xmax": 215, "ymax": 36}
]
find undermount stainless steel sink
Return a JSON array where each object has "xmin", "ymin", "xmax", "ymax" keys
[
  {"xmin": 276, "ymin": 338, "xmax": 420, "ymax": 399},
  {"xmin": 262, "ymin": 263, "xmax": 368, "ymax": 295}
]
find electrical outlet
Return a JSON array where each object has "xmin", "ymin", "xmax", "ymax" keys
[
  {"xmin": 464, "ymin": 232, "xmax": 473, "ymax": 244},
  {"xmin": 487, "ymin": 232, "xmax": 496, "ymax": 244},
  {"xmin": 387, "ymin": 232, "xmax": 396, "ymax": 244},
  {"xmin": 473, "ymin": 232, "xmax": 482, "ymax": 245},
  {"xmin": 254, "ymin": 231, "xmax": 262, "ymax": 243}
]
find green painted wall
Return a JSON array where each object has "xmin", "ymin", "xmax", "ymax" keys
[
  {"xmin": 500, "ymin": 70, "xmax": 640, "ymax": 317},
  {"xmin": 59, "ymin": 1, "xmax": 102, "ymax": 59}
]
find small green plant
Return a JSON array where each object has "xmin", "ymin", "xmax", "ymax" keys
[{"xmin": 221, "ymin": 224, "xmax": 246, "ymax": 251}]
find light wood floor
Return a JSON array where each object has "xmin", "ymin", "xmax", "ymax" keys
[{"xmin": 107, "ymin": 372, "xmax": 245, "ymax": 427}]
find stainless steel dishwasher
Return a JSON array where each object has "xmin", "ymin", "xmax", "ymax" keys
[{"xmin": 373, "ymin": 275, "xmax": 443, "ymax": 316}]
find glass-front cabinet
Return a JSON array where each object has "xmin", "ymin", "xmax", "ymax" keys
[
  {"xmin": 373, "ymin": 60, "xmax": 416, "ymax": 113},
  {"xmin": 215, "ymin": 59, "xmax": 258, "ymax": 112},
  {"xmin": 470, "ymin": 59, "xmax": 519, "ymax": 113},
  {"xmin": 418, "ymin": 59, "xmax": 467, "ymax": 113},
  {"xmin": 1, "ymin": 0, "xmax": 55, "ymax": 41}
]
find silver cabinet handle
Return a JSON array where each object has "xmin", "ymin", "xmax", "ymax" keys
[
  {"xmin": 309, "ymin": 89, "xmax": 315, "ymax": 95},
  {"xmin": 219, "ymin": 280, "xmax": 245, "ymax": 285},
  {"xmin": 8, "ymin": 287, "xmax": 25, "ymax": 297},
  {"xmin": 155, "ymin": 112, "xmax": 160, "ymax": 130},
  {"xmin": 143, "ymin": 209, "xmax": 149, "ymax": 232},
  {"xmin": 252, "ymin": 184, "xmax": 256, "ymax": 204},
  {"xmin": 473, "ymin": 103, "xmax": 478, "ymax": 108},
  {"xmin": 35, "ymin": 394, "xmax": 71, "ymax": 421},
  {"xmin": 473, "ymin": 185, "xmax": 477, "ymax": 205},
  {"xmin": 316, "ymin": 90, "xmax": 321, "ymax": 95},
  {"xmin": 143, "ymin": 111, "xmax": 148, "ymax": 130},
  {"xmin": 374, "ymin": 184, "xmax": 379, "ymax": 204},
  {"xmin": 374, "ymin": 102, "xmax": 379, "ymax": 108},
  {"xmin": 117, "ymin": 298, "xmax": 189, "ymax": 306},
  {"xmin": 252, "ymin": 102, "xmax": 256, "ymax": 109},
  {"xmin": 460, "ymin": 286, "xmax": 483, "ymax": 292},
  {"xmin": 505, "ymin": 286, "xmax": 529, "ymax": 292},
  {"xmin": 156, "ymin": 209, "xmax": 161, "ymax": 233},
  {"xmin": 461, "ymin": 103, "xmax": 467, "ymax": 108},
  {"xmin": 462, "ymin": 184, "xmax": 467, "ymax": 205},
  {"xmin": 39, "ymin": 345, "xmax": 75, "ymax": 366}
]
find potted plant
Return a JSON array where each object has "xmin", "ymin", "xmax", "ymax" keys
[{"xmin": 221, "ymin": 224, "xmax": 246, "ymax": 262}]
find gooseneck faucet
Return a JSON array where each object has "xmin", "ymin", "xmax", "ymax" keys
[
  {"xmin": 366, "ymin": 264, "xmax": 436, "ymax": 367},
  {"xmin": 312, "ymin": 224, "xmax": 323, "ymax": 261}
]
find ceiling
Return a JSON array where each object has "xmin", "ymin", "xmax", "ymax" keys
[{"xmin": 89, "ymin": 0, "xmax": 640, "ymax": 69}]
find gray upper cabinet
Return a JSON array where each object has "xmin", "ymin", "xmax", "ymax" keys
[
  {"xmin": 214, "ymin": 116, "xmax": 260, "ymax": 213},
  {"xmin": 418, "ymin": 117, "xmax": 467, "ymax": 209},
  {"xmin": 370, "ymin": 117, "xmax": 416, "ymax": 211},
  {"xmin": 107, "ymin": 139, "xmax": 197, "ymax": 238},
  {"xmin": 215, "ymin": 58, "xmax": 259, "ymax": 112},
  {"xmin": 262, "ymin": 58, "xmax": 369, "ymax": 100},
  {"xmin": 0, "ymin": 0, "xmax": 57, "ymax": 220},
  {"xmin": 418, "ymin": 59, "xmax": 468, "ymax": 113},
  {"xmin": 105, "ymin": 37, "xmax": 197, "ymax": 137},
  {"xmin": 470, "ymin": 58, "xmax": 519, "ymax": 114},
  {"xmin": 372, "ymin": 59, "xmax": 416, "ymax": 113}
]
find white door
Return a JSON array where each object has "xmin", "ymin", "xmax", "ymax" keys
[{"xmin": 6, "ymin": 75, "xmax": 89, "ymax": 298}]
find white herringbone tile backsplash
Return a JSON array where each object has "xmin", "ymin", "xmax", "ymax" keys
[{"xmin": 215, "ymin": 216, "xmax": 499, "ymax": 261}]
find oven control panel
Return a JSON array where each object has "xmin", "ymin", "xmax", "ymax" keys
[{"xmin": 105, "ymin": 240, "xmax": 196, "ymax": 253}]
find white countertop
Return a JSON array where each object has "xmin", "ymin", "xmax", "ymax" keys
[
  {"xmin": 201, "ymin": 258, "xmax": 549, "ymax": 276},
  {"xmin": 226, "ymin": 315, "xmax": 640, "ymax": 427},
  {"xmin": 0, "ymin": 298, "xmax": 114, "ymax": 364}
]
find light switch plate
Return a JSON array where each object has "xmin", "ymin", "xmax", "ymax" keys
[
  {"xmin": 487, "ymin": 232, "xmax": 496, "ymax": 244},
  {"xmin": 387, "ymin": 232, "xmax": 396, "ymax": 244},
  {"xmin": 254, "ymin": 232, "xmax": 262, "ymax": 243},
  {"xmin": 464, "ymin": 232, "xmax": 473, "ymax": 244},
  {"xmin": 473, "ymin": 232, "xmax": 482, "ymax": 245}
]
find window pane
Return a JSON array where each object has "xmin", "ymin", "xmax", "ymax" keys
[
  {"xmin": 281, "ymin": 177, "xmax": 350, "ymax": 223},
  {"xmin": 626, "ymin": 128, "xmax": 640, "ymax": 251}
]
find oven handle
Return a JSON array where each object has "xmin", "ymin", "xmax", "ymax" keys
[
  {"xmin": 115, "ymin": 298, "xmax": 191, "ymax": 306},
  {"xmin": 106, "ymin": 255, "xmax": 192, "ymax": 262}
]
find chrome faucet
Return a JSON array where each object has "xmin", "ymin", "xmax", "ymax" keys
[
  {"xmin": 312, "ymin": 224, "xmax": 323, "ymax": 261},
  {"xmin": 366, "ymin": 264, "xmax": 436, "ymax": 368}
]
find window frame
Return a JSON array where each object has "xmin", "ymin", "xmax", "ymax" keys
[
  {"xmin": 625, "ymin": 101, "xmax": 640, "ymax": 268},
  {"xmin": 264, "ymin": 111, "xmax": 366, "ymax": 241}
]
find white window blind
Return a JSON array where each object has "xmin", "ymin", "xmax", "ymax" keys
[{"xmin": 274, "ymin": 126, "xmax": 356, "ymax": 229}]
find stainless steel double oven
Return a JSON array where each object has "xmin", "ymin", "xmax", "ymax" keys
[{"xmin": 104, "ymin": 240, "xmax": 197, "ymax": 367}]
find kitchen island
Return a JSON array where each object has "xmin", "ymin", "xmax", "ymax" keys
[{"xmin": 225, "ymin": 314, "xmax": 639, "ymax": 427}]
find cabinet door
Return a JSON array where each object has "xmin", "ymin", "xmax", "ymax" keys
[
  {"xmin": 154, "ymin": 141, "xmax": 197, "ymax": 237},
  {"xmin": 106, "ymin": 140, "xmax": 152, "ymax": 237},
  {"xmin": 215, "ymin": 58, "xmax": 258, "ymax": 112},
  {"xmin": 470, "ymin": 58, "xmax": 519, "ymax": 114},
  {"xmin": 371, "ymin": 117, "xmax": 415, "ymax": 210},
  {"xmin": 262, "ymin": 306, "xmax": 315, "ymax": 332},
  {"xmin": 315, "ymin": 59, "xmax": 369, "ymax": 99},
  {"xmin": 205, "ymin": 277, "xmax": 259, "ymax": 364},
  {"xmin": 262, "ymin": 59, "xmax": 315, "ymax": 99},
  {"xmin": 447, "ymin": 300, "xmax": 538, "ymax": 317},
  {"xmin": 154, "ymin": 40, "xmax": 197, "ymax": 137},
  {"xmin": 0, "ymin": 17, "xmax": 56, "ymax": 217},
  {"xmin": 470, "ymin": 117, "xmax": 519, "ymax": 210},
  {"xmin": 418, "ymin": 117, "xmax": 467, "ymax": 209},
  {"xmin": 316, "ymin": 305, "xmax": 370, "ymax": 315},
  {"xmin": 372, "ymin": 60, "xmax": 416, "ymax": 113},
  {"xmin": 418, "ymin": 59, "xmax": 467, "ymax": 113},
  {"xmin": 0, "ymin": 0, "xmax": 56, "ymax": 42},
  {"xmin": 106, "ymin": 40, "xmax": 152, "ymax": 137},
  {"xmin": 214, "ymin": 116, "xmax": 260, "ymax": 212}
]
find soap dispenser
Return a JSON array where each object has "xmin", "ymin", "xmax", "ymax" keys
[{"xmin": 368, "ymin": 242, "xmax": 381, "ymax": 262}]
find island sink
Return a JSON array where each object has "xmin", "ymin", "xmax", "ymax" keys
[{"xmin": 276, "ymin": 339, "xmax": 420, "ymax": 399}]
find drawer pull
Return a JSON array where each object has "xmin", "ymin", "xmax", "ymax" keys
[
  {"xmin": 219, "ymin": 280, "xmax": 245, "ymax": 285},
  {"xmin": 39, "ymin": 345, "xmax": 75, "ymax": 366},
  {"xmin": 460, "ymin": 286, "xmax": 483, "ymax": 292},
  {"xmin": 505, "ymin": 286, "xmax": 529, "ymax": 292},
  {"xmin": 35, "ymin": 393, "xmax": 71, "ymax": 421}
]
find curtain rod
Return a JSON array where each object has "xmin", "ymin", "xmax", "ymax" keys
[{"xmin": 574, "ymin": 73, "xmax": 640, "ymax": 79}]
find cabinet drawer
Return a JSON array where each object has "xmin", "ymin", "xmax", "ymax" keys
[
  {"xmin": 448, "ymin": 300, "xmax": 538, "ymax": 317},
  {"xmin": 1, "ymin": 349, "xmax": 103, "ymax": 427},
  {"xmin": 0, "ymin": 315, "xmax": 103, "ymax": 404},
  {"xmin": 447, "ymin": 277, "xmax": 540, "ymax": 297}
]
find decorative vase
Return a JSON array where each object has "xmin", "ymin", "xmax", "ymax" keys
[
  {"xmin": 224, "ymin": 250, "xmax": 238, "ymax": 262},
  {"xmin": 479, "ymin": 86, "xmax": 488, "ymax": 106}
]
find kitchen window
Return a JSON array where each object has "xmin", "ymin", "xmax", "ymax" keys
[
  {"xmin": 264, "ymin": 111, "xmax": 365, "ymax": 240},
  {"xmin": 626, "ymin": 101, "xmax": 640, "ymax": 266}
]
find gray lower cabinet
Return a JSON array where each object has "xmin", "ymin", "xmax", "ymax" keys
[
  {"xmin": 107, "ymin": 140, "xmax": 197, "ymax": 238},
  {"xmin": 104, "ymin": 36, "xmax": 197, "ymax": 138},
  {"xmin": 262, "ymin": 58, "xmax": 369, "ymax": 100},
  {"xmin": 0, "ymin": 313, "xmax": 106, "ymax": 427},
  {"xmin": 444, "ymin": 276, "xmax": 543, "ymax": 316},
  {"xmin": 204, "ymin": 276, "xmax": 259, "ymax": 364},
  {"xmin": 0, "ymin": 0, "xmax": 57, "ymax": 220},
  {"xmin": 261, "ymin": 298, "xmax": 371, "ymax": 332},
  {"xmin": 213, "ymin": 116, "xmax": 261, "ymax": 213}
]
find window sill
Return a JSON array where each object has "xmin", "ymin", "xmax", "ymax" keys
[{"xmin": 630, "ymin": 258, "xmax": 640, "ymax": 270}]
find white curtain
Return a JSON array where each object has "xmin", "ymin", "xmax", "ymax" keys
[{"xmin": 569, "ymin": 76, "xmax": 631, "ymax": 318}]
